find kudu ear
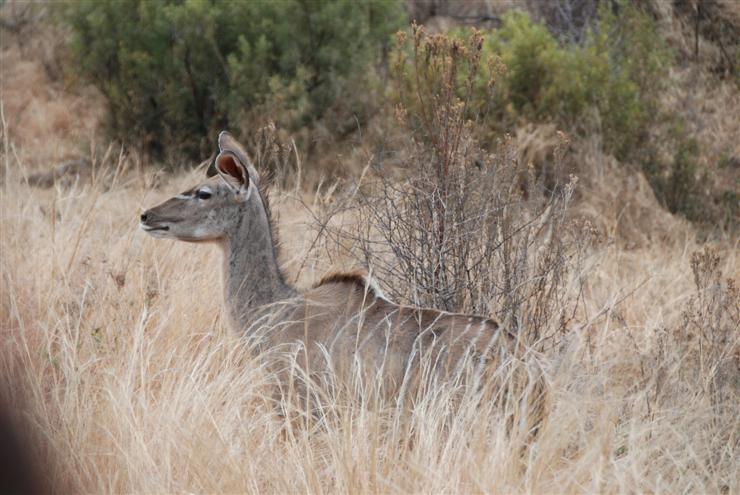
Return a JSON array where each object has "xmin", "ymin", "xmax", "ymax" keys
[
  {"xmin": 218, "ymin": 131, "xmax": 260, "ymax": 184},
  {"xmin": 215, "ymin": 151, "xmax": 250, "ymax": 200}
]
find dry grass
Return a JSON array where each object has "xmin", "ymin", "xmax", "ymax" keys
[
  {"xmin": 1, "ymin": 7, "xmax": 738, "ymax": 494},
  {"xmin": 1, "ymin": 138, "xmax": 738, "ymax": 492},
  {"xmin": 0, "ymin": 5, "xmax": 105, "ymax": 166}
]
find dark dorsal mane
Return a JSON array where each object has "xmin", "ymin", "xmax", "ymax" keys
[{"xmin": 314, "ymin": 271, "xmax": 384, "ymax": 299}]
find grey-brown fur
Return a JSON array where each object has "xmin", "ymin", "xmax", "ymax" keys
[{"xmin": 141, "ymin": 132, "xmax": 541, "ymax": 417}]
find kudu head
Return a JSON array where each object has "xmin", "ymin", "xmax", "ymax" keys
[{"xmin": 140, "ymin": 131, "xmax": 266, "ymax": 243}]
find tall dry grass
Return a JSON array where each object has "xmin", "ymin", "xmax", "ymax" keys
[
  {"xmin": 1, "ymin": 127, "xmax": 738, "ymax": 492},
  {"xmin": 1, "ymin": 11, "xmax": 738, "ymax": 492}
]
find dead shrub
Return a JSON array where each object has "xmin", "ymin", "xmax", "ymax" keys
[
  {"xmin": 628, "ymin": 246, "xmax": 740, "ymax": 483},
  {"xmin": 318, "ymin": 25, "xmax": 585, "ymax": 350},
  {"xmin": 658, "ymin": 248, "xmax": 740, "ymax": 416}
]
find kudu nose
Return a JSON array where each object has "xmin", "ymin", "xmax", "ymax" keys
[{"xmin": 140, "ymin": 212, "xmax": 148, "ymax": 223}]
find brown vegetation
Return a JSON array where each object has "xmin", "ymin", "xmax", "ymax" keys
[{"xmin": 1, "ymin": 2, "xmax": 738, "ymax": 493}]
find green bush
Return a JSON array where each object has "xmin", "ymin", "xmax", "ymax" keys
[
  {"xmin": 61, "ymin": 0, "xmax": 404, "ymax": 159},
  {"xmin": 443, "ymin": 5, "xmax": 711, "ymax": 223},
  {"xmin": 642, "ymin": 126, "xmax": 702, "ymax": 220},
  {"xmin": 479, "ymin": 5, "xmax": 671, "ymax": 163}
]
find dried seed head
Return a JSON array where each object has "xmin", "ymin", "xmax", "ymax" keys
[{"xmin": 395, "ymin": 30, "xmax": 406, "ymax": 49}]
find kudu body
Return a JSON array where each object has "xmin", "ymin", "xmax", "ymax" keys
[{"xmin": 141, "ymin": 132, "xmax": 531, "ymax": 407}]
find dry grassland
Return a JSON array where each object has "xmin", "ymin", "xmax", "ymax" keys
[
  {"xmin": 1, "ymin": 9, "xmax": 738, "ymax": 493},
  {"xmin": 1, "ymin": 142, "xmax": 738, "ymax": 492}
]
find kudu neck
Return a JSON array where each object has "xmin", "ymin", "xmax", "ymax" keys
[{"xmin": 220, "ymin": 200, "xmax": 298, "ymax": 328}]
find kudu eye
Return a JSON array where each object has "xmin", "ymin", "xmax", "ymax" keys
[{"xmin": 196, "ymin": 189, "xmax": 212, "ymax": 200}]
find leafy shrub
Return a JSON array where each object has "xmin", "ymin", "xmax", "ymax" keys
[
  {"xmin": 60, "ymin": 0, "xmax": 404, "ymax": 159},
  {"xmin": 642, "ymin": 124, "xmax": 704, "ymax": 221},
  {"xmin": 452, "ymin": 5, "xmax": 717, "ymax": 225},
  {"xmin": 392, "ymin": 5, "xmax": 671, "ymax": 174},
  {"xmin": 480, "ymin": 4, "xmax": 671, "ymax": 164}
]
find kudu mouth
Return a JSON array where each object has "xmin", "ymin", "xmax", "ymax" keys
[
  {"xmin": 140, "ymin": 211, "xmax": 177, "ymax": 234},
  {"xmin": 141, "ymin": 224, "xmax": 169, "ymax": 232}
]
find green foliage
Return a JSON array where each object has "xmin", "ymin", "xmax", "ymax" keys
[
  {"xmin": 447, "ymin": 5, "xmax": 715, "ymax": 224},
  {"xmin": 389, "ymin": 6, "xmax": 712, "ymax": 221},
  {"xmin": 643, "ymin": 126, "xmax": 702, "ymax": 220},
  {"xmin": 60, "ymin": 0, "xmax": 404, "ymax": 159},
  {"xmin": 480, "ymin": 5, "xmax": 671, "ymax": 163},
  {"xmin": 648, "ymin": 129, "xmax": 738, "ymax": 228},
  {"xmin": 664, "ymin": 137, "xmax": 701, "ymax": 217}
]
